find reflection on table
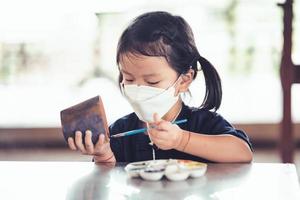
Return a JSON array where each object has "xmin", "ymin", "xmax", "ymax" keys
[{"xmin": 0, "ymin": 161, "xmax": 299, "ymax": 200}]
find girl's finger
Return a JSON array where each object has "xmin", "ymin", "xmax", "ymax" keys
[
  {"xmin": 149, "ymin": 127, "xmax": 169, "ymax": 140},
  {"xmin": 75, "ymin": 131, "xmax": 87, "ymax": 154},
  {"xmin": 153, "ymin": 113, "xmax": 162, "ymax": 124},
  {"xmin": 95, "ymin": 134, "xmax": 105, "ymax": 150},
  {"xmin": 153, "ymin": 113, "xmax": 171, "ymax": 131},
  {"xmin": 152, "ymin": 139, "xmax": 166, "ymax": 147},
  {"xmin": 147, "ymin": 124, "xmax": 158, "ymax": 138},
  {"xmin": 155, "ymin": 130, "xmax": 170, "ymax": 140},
  {"xmin": 84, "ymin": 130, "xmax": 94, "ymax": 154},
  {"xmin": 149, "ymin": 133, "xmax": 160, "ymax": 143},
  {"xmin": 67, "ymin": 137, "xmax": 77, "ymax": 150},
  {"xmin": 147, "ymin": 123, "xmax": 155, "ymax": 143},
  {"xmin": 156, "ymin": 121, "xmax": 172, "ymax": 131}
]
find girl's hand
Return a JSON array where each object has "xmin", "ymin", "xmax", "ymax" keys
[
  {"xmin": 67, "ymin": 130, "xmax": 115, "ymax": 163},
  {"xmin": 147, "ymin": 113, "xmax": 184, "ymax": 150}
]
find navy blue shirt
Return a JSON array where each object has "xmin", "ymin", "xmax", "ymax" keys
[{"xmin": 109, "ymin": 103, "xmax": 252, "ymax": 163}]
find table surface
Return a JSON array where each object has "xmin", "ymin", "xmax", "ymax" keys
[{"xmin": 0, "ymin": 161, "xmax": 299, "ymax": 200}]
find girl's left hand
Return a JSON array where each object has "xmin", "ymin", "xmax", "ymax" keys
[{"xmin": 147, "ymin": 113, "xmax": 183, "ymax": 150}]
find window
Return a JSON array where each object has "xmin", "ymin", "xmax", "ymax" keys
[{"xmin": 0, "ymin": 0, "xmax": 299, "ymax": 127}]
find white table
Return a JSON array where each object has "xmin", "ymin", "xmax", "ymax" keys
[{"xmin": 0, "ymin": 162, "xmax": 299, "ymax": 200}]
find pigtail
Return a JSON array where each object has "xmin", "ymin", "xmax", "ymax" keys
[{"xmin": 198, "ymin": 56, "xmax": 222, "ymax": 111}]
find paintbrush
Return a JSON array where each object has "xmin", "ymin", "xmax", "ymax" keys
[{"xmin": 110, "ymin": 119, "xmax": 188, "ymax": 138}]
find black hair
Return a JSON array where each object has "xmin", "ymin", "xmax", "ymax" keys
[{"xmin": 116, "ymin": 11, "xmax": 222, "ymax": 111}]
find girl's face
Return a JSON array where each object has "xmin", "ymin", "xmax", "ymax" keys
[
  {"xmin": 119, "ymin": 54, "xmax": 179, "ymax": 89},
  {"xmin": 119, "ymin": 53, "xmax": 195, "ymax": 122}
]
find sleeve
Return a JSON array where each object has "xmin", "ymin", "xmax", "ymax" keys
[
  {"xmin": 109, "ymin": 121, "xmax": 125, "ymax": 162},
  {"xmin": 206, "ymin": 112, "xmax": 253, "ymax": 151}
]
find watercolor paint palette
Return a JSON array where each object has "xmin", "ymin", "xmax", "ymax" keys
[{"xmin": 125, "ymin": 159, "xmax": 207, "ymax": 181}]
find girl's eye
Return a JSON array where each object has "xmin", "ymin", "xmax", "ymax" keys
[
  {"xmin": 125, "ymin": 79, "xmax": 134, "ymax": 82},
  {"xmin": 147, "ymin": 81, "xmax": 160, "ymax": 85}
]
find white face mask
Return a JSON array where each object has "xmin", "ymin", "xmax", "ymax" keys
[{"xmin": 121, "ymin": 77, "xmax": 181, "ymax": 122}]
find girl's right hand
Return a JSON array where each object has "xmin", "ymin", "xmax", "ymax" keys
[{"xmin": 67, "ymin": 130, "xmax": 116, "ymax": 163}]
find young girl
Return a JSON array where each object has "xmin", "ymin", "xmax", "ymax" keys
[{"xmin": 67, "ymin": 11, "xmax": 253, "ymax": 163}]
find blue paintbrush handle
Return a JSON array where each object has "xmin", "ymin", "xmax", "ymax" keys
[{"xmin": 111, "ymin": 119, "xmax": 188, "ymax": 138}]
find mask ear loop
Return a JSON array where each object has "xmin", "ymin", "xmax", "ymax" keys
[
  {"xmin": 173, "ymin": 75, "xmax": 183, "ymax": 97},
  {"xmin": 119, "ymin": 82, "xmax": 126, "ymax": 96}
]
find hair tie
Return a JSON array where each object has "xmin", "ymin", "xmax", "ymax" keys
[
  {"xmin": 196, "ymin": 61, "xmax": 202, "ymax": 72},
  {"xmin": 189, "ymin": 53, "xmax": 202, "ymax": 71}
]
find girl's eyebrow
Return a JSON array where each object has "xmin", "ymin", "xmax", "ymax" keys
[
  {"xmin": 121, "ymin": 69, "xmax": 160, "ymax": 78},
  {"xmin": 143, "ymin": 73, "xmax": 160, "ymax": 77},
  {"xmin": 121, "ymin": 69, "xmax": 133, "ymax": 75}
]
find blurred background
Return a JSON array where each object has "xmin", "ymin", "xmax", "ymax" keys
[{"xmin": 0, "ymin": 0, "xmax": 299, "ymax": 172}]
